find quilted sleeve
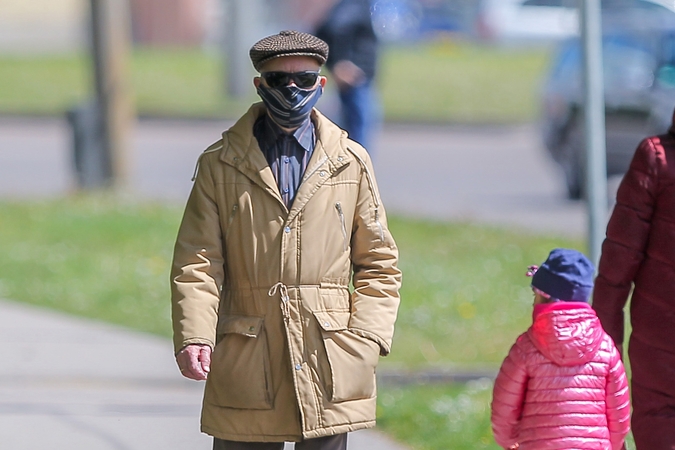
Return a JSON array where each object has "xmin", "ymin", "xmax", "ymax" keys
[
  {"xmin": 170, "ymin": 151, "xmax": 224, "ymax": 353},
  {"xmin": 593, "ymin": 137, "xmax": 662, "ymax": 345},
  {"xmin": 347, "ymin": 145, "xmax": 401, "ymax": 356},
  {"xmin": 605, "ymin": 341, "xmax": 631, "ymax": 450},
  {"xmin": 491, "ymin": 336, "xmax": 529, "ymax": 449}
]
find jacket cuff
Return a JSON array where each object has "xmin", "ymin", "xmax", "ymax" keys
[
  {"xmin": 175, "ymin": 338, "xmax": 214, "ymax": 355},
  {"xmin": 349, "ymin": 327, "xmax": 391, "ymax": 356}
]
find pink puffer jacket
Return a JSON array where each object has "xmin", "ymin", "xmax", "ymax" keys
[{"xmin": 491, "ymin": 302, "xmax": 630, "ymax": 449}]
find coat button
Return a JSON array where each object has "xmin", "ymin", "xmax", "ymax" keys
[
  {"xmin": 324, "ymin": 322, "xmax": 330, "ymax": 328},
  {"xmin": 337, "ymin": 156, "xmax": 343, "ymax": 161},
  {"xmin": 284, "ymin": 226, "xmax": 291, "ymax": 233},
  {"xmin": 319, "ymin": 171, "xmax": 326, "ymax": 177},
  {"xmin": 295, "ymin": 363, "xmax": 302, "ymax": 371},
  {"xmin": 248, "ymin": 326, "xmax": 256, "ymax": 332}
]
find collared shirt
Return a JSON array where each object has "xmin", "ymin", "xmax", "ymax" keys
[{"xmin": 253, "ymin": 114, "xmax": 315, "ymax": 208}]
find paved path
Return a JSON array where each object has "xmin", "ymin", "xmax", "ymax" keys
[{"xmin": 0, "ymin": 298, "xmax": 409, "ymax": 450}]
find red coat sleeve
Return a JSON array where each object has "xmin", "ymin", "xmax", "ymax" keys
[
  {"xmin": 605, "ymin": 341, "xmax": 631, "ymax": 450},
  {"xmin": 593, "ymin": 137, "xmax": 662, "ymax": 345},
  {"xmin": 491, "ymin": 336, "xmax": 528, "ymax": 449}
]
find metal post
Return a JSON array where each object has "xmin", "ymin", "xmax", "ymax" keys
[
  {"xmin": 90, "ymin": 0, "xmax": 135, "ymax": 189},
  {"xmin": 223, "ymin": 0, "xmax": 264, "ymax": 99},
  {"xmin": 580, "ymin": 0, "xmax": 608, "ymax": 264}
]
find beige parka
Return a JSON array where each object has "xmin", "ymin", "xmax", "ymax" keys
[{"xmin": 171, "ymin": 103, "xmax": 401, "ymax": 442}]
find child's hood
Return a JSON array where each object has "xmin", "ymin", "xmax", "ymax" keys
[{"xmin": 527, "ymin": 302, "xmax": 604, "ymax": 366}]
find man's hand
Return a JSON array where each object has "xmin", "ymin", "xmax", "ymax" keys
[{"xmin": 176, "ymin": 344, "xmax": 211, "ymax": 381}]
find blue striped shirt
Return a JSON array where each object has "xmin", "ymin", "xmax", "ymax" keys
[{"xmin": 253, "ymin": 115, "xmax": 315, "ymax": 208}]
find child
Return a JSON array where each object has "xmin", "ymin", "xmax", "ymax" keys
[{"xmin": 491, "ymin": 248, "xmax": 631, "ymax": 450}]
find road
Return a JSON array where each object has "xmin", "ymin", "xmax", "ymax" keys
[{"xmin": 0, "ymin": 116, "xmax": 606, "ymax": 238}]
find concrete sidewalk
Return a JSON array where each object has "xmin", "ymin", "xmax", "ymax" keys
[{"xmin": 0, "ymin": 298, "xmax": 410, "ymax": 450}]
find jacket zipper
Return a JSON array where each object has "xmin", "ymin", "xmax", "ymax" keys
[
  {"xmin": 335, "ymin": 202, "xmax": 348, "ymax": 252},
  {"xmin": 345, "ymin": 146, "xmax": 385, "ymax": 243},
  {"xmin": 374, "ymin": 207, "xmax": 384, "ymax": 242}
]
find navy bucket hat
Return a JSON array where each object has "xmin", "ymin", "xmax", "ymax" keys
[{"xmin": 531, "ymin": 248, "xmax": 595, "ymax": 302}]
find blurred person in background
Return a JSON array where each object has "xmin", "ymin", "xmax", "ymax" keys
[
  {"xmin": 593, "ymin": 108, "xmax": 675, "ymax": 449},
  {"xmin": 315, "ymin": 0, "xmax": 380, "ymax": 154},
  {"xmin": 491, "ymin": 248, "xmax": 630, "ymax": 450},
  {"xmin": 170, "ymin": 30, "xmax": 401, "ymax": 450}
]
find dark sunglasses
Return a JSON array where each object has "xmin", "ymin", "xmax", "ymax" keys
[{"xmin": 261, "ymin": 71, "xmax": 320, "ymax": 89}]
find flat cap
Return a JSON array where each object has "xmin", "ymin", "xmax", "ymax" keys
[{"xmin": 250, "ymin": 30, "xmax": 329, "ymax": 72}]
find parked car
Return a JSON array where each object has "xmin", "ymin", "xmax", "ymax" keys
[
  {"xmin": 478, "ymin": 0, "xmax": 578, "ymax": 44},
  {"xmin": 371, "ymin": 0, "xmax": 477, "ymax": 42},
  {"xmin": 540, "ymin": 0, "xmax": 675, "ymax": 199}
]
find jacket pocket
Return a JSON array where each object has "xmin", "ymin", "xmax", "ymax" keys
[
  {"xmin": 313, "ymin": 311, "xmax": 379, "ymax": 403},
  {"xmin": 206, "ymin": 314, "xmax": 273, "ymax": 409}
]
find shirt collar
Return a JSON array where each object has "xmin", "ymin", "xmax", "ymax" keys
[{"xmin": 259, "ymin": 114, "xmax": 314, "ymax": 153}]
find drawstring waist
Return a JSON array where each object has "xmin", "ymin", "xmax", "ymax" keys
[{"xmin": 268, "ymin": 282, "xmax": 291, "ymax": 322}]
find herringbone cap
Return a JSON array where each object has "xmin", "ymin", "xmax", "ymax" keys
[{"xmin": 250, "ymin": 30, "xmax": 329, "ymax": 71}]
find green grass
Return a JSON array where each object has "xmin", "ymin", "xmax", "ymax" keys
[
  {"xmin": 376, "ymin": 382, "xmax": 637, "ymax": 450},
  {"xmin": 0, "ymin": 53, "xmax": 90, "ymax": 114},
  {"xmin": 0, "ymin": 198, "xmax": 581, "ymax": 360},
  {"xmin": 385, "ymin": 216, "xmax": 579, "ymax": 367},
  {"xmin": 377, "ymin": 381, "xmax": 498, "ymax": 450},
  {"xmin": 0, "ymin": 196, "xmax": 183, "ymax": 335},
  {"xmin": 0, "ymin": 41, "xmax": 551, "ymax": 122},
  {"xmin": 2, "ymin": 197, "xmax": 635, "ymax": 449},
  {"xmin": 379, "ymin": 40, "xmax": 551, "ymax": 123}
]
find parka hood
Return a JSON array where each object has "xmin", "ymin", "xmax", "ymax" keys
[{"xmin": 528, "ymin": 302, "xmax": 604, "ymax": 366}]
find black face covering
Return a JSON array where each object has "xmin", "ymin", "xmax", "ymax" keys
[{"xmin": 256, "ymin": 83, "xmax": 323, "ymax": 129}]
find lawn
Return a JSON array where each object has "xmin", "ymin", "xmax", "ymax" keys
[
  {"xmin": 0, "ymin": 41, "xmax": 551, "ymax": 123},
  {"xmin": 0, "ymin": 197, "xmax": 581, "ymax": 363},
  {"xmin": 0, "ymin": 197, "xmax": 629, "ymax": 449}
]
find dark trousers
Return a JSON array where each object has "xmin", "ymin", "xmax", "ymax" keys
[{"xmin": 213, "ymin": 434, "xmax": 347, "ymax": 450}]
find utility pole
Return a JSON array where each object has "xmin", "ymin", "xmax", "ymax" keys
[
  {"xmin": 580, "ymin": 0, "xmax": 608, "ymax": 264},
  {"xmin": 223, "ymin": 0, "xmax": 265, "ymax": 99},
  {"xmin": 89, "ymin": 0, "xmax": 135, "ymax": 188}
]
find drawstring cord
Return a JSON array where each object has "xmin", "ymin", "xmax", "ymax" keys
[{"xmin": 268, "ymin": 282, "xmax": 291, "ymax": 321}]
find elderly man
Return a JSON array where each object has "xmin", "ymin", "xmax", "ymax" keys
[{"xmin": 170, "ymin": 30, "xmax": 401, "ymax": 450}]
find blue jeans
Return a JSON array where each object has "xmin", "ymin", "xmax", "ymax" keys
[{"xmin": 337, "ymin": 80, "xmax": 380, "ymax": 155}]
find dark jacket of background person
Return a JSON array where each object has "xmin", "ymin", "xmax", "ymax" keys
[
  {"xmin": 491, "ymin": 303, "xmax": 630, "ymax": 450},
  {"xmin": 315, "ymin": 0, "xmax": 378, "ymax": 82},
  {"xmin": 593, "ymin": 109, "xmax": 675, "ymax": 449}
]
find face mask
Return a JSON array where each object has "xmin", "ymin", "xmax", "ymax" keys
[{"xmin": 256, "ymin": 83, "xmax": 323, "ymax": 129}]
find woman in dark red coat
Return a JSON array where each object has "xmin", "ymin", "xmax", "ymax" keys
[{"xmin": 593, "ymin": 109, "xmax": 675, "ymax": 449}]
